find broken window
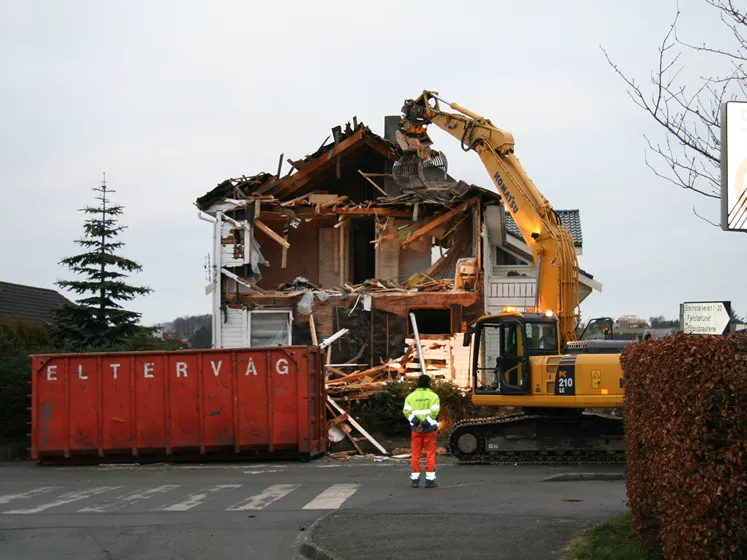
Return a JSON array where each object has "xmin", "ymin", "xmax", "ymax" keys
[
  {"xmin": 249, "ymin": 311, "xmax": 292, "ymax": 347},
  {"xmin": 409, "ymin": 308, "xmax": 451, "ymax": 335}
]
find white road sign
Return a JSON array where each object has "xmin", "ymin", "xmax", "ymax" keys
[
  {"xmin": 682, "ymin": 301, "xmax": 731, "ymax": 335},
  {"xmin": 721, "ymin": 101, "xmax": 747, "ymax": 231}
]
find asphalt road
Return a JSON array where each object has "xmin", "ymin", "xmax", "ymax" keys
[{"xmin": 0, "ymin": 457, "xmax": 627, "ymax": 560}]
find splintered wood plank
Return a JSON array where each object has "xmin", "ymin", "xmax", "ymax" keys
[
  {"xmin": 401, "ymin": 197, "xmax": 478, "ymax": 247},
  {"xmin": 327, "ymin": 365, "xmax": 389, "ymax": 385},
  {"xmin": 328, "ymin": 397, "xmax": 388, "ymax": 455},
  {"xmin": 339, "ymin": 222, "xmax": 346, "ymax": 285},
  {"xmin": 309, "ymin": 314, "xmax": 318, "ymax": 346},
  {"xmin": 281, "ymin": 233, "xmax": 289, "ymax": 268},
  {"xmin": 254, "ymin": 220, "xmax": 290, "ymax": 248}
]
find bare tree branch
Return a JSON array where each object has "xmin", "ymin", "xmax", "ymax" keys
[
  {"xmin": 601, "ymin": 0, "xmax": 746, "ymax": 225},
  {"xmin": 693, "ymin": 205, "xmax": 721, "ymax": 227}
]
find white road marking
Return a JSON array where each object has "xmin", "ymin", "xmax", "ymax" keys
[
  {"xmin": 0, "ymin": 487, "xmax": 59, "ymax": 505},
  {"xmin": 302, "ymin": 484, "xmax": 360, "ymax": 510},
  {"xmin": 155, "ymin": 484, "xmax": 242, "ymax": 511},
  {"xmin": 3, "ymin": 486, "xmax": 122, "ymax": 514},
  {"xmin": 226, "ymin": 484, "xmax": 300, "ymax": 510},
  {"xmin": 78, "ymin": 485, "xmax": 180, "ymax": 512}
]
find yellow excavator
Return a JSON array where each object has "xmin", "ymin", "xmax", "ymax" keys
[{"xmin": 392, "ymin": 91, "xmax": 629, "ymax": 464}]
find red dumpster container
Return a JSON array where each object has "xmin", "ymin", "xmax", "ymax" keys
[{"xmin": 30, "ymin": 346, "xmax": 327, "ymax": 464}]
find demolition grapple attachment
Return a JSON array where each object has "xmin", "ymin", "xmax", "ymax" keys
[{"xmin": 392, "ymin": 149, "xmax": 448, "ymax": 190}]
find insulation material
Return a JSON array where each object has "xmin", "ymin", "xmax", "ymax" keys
[
  {"xmin": 297, "ymin": 291, "xmax": 314, "ymax": 315},
  {"xmin": 248, "ymin": 233, "xmax": 269, "ymax": 285}
]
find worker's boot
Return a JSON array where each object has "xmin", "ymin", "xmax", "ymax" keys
[
  {"xmin": 410, "ymin": 475, "xmax": 420, "ymax": 488},
  {"xmin": 425, "ymin": 478, "xmax": 437, "ymax": 488}
]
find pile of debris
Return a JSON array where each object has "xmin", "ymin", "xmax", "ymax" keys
[
  {"xmin": 320, "ymin": 329, "xmax": 423, "ymax": 458},
  {"xmin": 325, "ymin": 342, "xmax": 417, "ymax": 400}
]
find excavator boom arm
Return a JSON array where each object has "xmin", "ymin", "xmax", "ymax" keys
[{"xmin": 398, "ymin": 91, "xmax": 579, "ymax": 343}]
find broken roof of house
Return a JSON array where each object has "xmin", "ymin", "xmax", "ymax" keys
[
  {"xmin": 195, "ymin": 119, "xmax": 500, "ymax": 213},
  {"xmin": 505, "ymin": 210, "xmax": 583, "ymax": 247},
  {"xmin": 196, "ymin": 121, "xmax": 404, "ymax": 210},
  {"xmin": 0, "ymin": 281, "xmax": 71, "ymax": 325}
]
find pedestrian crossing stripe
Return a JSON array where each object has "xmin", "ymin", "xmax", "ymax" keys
[{"xmin": 0, "ymin": 483, "xmax": 361, "ymax": 515}]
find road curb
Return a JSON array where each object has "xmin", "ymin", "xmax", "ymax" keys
[
  {"xmin": 295, "ymin": 512, "xmax": 342, "ymax": 560},
  {"xmin": 542, "ymin": 472, "xmax": 625, "ymax": 482}
]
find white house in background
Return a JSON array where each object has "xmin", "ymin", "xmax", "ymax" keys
[{"xmin": 482, "ymin": 204, "xmax": 602, "ymax": 316}]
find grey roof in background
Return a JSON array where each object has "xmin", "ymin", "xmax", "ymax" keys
[
  {"xmin": 0, "ymin": 281, "xmax": 71, "ymax": 325},
  {"xmin": 505, "ymin": 210, "xmax": 583, "ymax": 247}
]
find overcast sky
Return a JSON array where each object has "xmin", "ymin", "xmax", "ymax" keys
[{"xmin": 1, "ymin": 0, "xmax": 745, "ymax": 326}]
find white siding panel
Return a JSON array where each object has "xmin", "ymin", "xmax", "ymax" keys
[{"xmin": 221, "ymin": 308, "xmax": 247, "ymax": 348}]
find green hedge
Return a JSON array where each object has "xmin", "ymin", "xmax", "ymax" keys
[
  {"xmin": 0, "ymin": 322, "xmax": 53, "ymax": 448},
  {"xmin": 620, "ymin": 332, "xmax": 747, "ymax": 559}
]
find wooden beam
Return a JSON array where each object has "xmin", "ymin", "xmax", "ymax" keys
[
  {"xmin": 328, "ymin": 397, "xmax": 388, "ymax": 455},
  {"xmin": 287, "ymin": 158, "xmax": 303, "ymax": 171},
  {"xmin": 339, "ymin": 221, "xmax": 346, "ymax": 285},
  {"xmin": 309, "ymin": 314, "xmax": 318, "ymax": 346},
  {"xmin": 254, "ymin": 220, "xmax": 290, "ymax": 248},
  {"xmin": 425, "ymin": 231, "xmax": 468, "ymax": 279},
  {"xmin": 272, "ymin": 129, "xmax": 367, "ymax": 199},
  {"xmin": 333, "ymin": 225, "xmax": 340, "ymax": 273},
  {"xmin": 275, "ymin": 152, "xmax": 284, "ymax": 179},
  {"xmin": 279, "ymin": 193, "xmax": 312, "ymax": 207},
  {"xmin": 327, "ymin": 413, "xmax": 349, "ymax": 429},
  {"xmin": 326, "ymin": 403, "xmax": 363, "ymax": 455},
  {"xmin": 327, "ymin": 364, "xmax": 389, "ymax": 385},
  {"xmin": 320, "ymin": 195, "xmax": 349, "ymax": 208},
  {"xmin": 336, "ymin": 208, "xmax": 411, "ymax": 217},
  {"xmin": 401, "ymin": 198, "xmax": 478, "ymax": 247},
  {"xmin": 371, "ymin": 220, "xmax": 425, "ymax": 245},
  {"xmin": 281, "ymin": 233, "xmax": 289, "ymax": 268},
  {"xmin": 357, "ymin": 169, "xmax": 388, "ymax": 197}
]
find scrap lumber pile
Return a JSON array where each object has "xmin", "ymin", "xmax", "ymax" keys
[
  {"xmin": 325, "ymin": 343, "xmax": 416, "ymax": 400},
  {"xmin": 323, "ymin": 340, "xmax": 419, "ymax": 457}
]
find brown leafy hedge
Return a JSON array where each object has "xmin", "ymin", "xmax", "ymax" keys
[{"xmin": 620, "ymin": 332, "xmax": 747, "ymax": 559}]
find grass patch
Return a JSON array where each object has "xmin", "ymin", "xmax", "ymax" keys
[{"xmin": 566, "ymin": 512, "xmax": 662, "ymax": 560}]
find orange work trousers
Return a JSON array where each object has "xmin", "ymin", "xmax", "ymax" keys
[{"xmin": 410, "ymin": 429, "xmax": 437, "ymax": 475}]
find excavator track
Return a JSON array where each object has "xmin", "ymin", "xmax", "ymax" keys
[{"xmin": 447, "ymin": 412, "xmax": 625, "ymax": 465}]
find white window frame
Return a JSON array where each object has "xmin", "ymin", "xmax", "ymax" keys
[{"xmin": 247, "ymin": 310, "xmax": 293, "ymax": 347}]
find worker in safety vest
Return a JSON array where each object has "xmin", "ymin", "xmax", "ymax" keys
[{"xmin": 403, "ymin": 374, "xmax": 440, "ymax": 488}]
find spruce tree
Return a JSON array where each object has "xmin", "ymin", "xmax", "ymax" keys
[{"xmin": 51, "ymin": 174, "xmax": 153, "ymax": 347}]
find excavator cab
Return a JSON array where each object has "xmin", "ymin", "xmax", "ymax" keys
[{"xmin": 465, "ymin": 311, "xmax": 559, "ymax": 396}]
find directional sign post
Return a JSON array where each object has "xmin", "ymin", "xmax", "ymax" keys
[{"xmin": 681, "ymin": 301, "xmax": 731, "ymax": 335}]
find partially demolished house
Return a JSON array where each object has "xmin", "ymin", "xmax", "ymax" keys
[{"xmin": 195, "ymin": 117, "xmax": 602, "ymax": 391}]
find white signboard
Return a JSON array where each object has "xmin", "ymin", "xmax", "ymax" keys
[
  {"xmin": 681, "ymin": 301, "xmax": 731, "ymax": 335},
  {"xmin": 721, "ymin": 101, "xmax": 747, "ymax": 231}
]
